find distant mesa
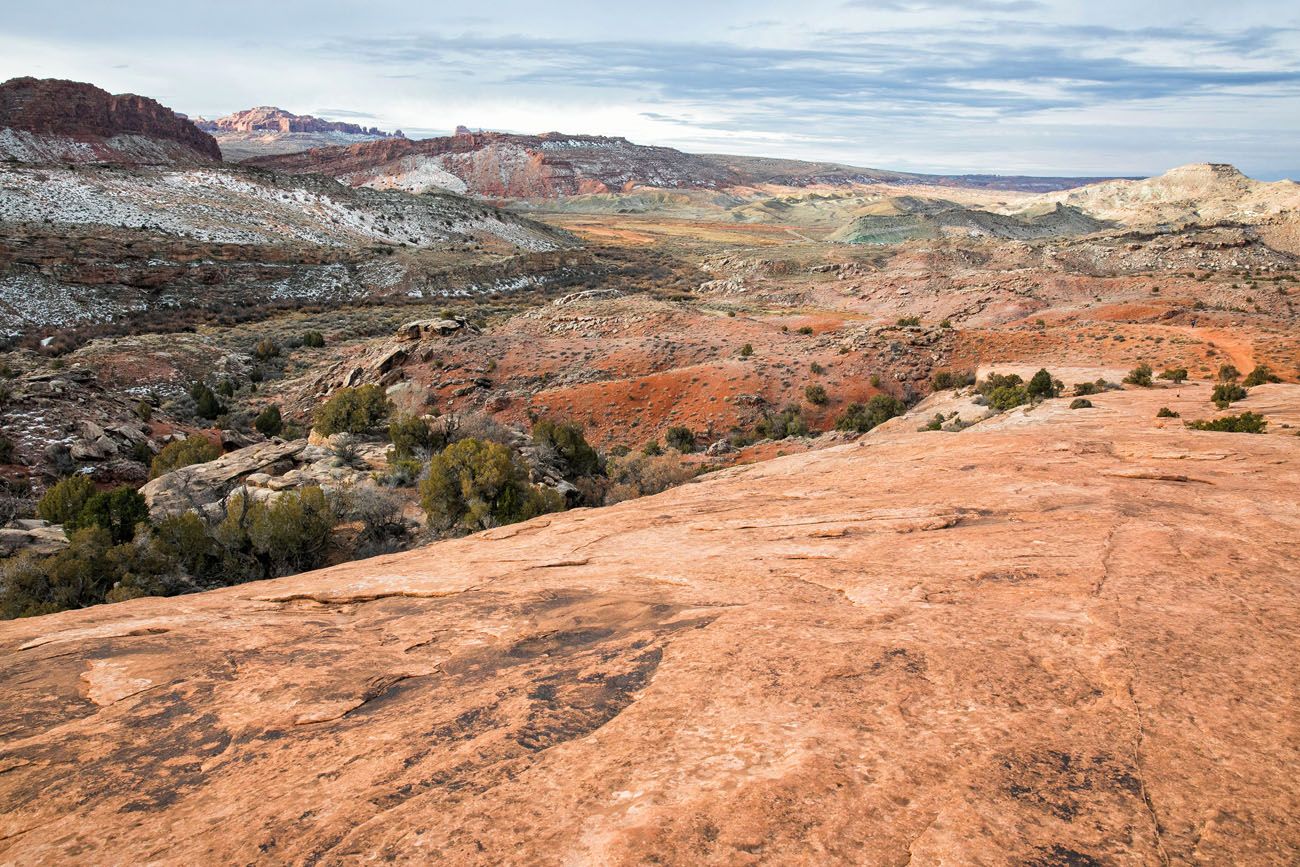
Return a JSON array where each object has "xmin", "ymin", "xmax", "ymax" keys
[
  {"xmin": 0, "ymin": 76, "xmax": 221, "ymax": 164},
  {"xmin": 193, "ymin": 106, "xmax": 403, "ymax": 139}
]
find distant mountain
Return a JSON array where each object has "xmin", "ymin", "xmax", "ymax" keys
[
  {"xmin": 193, "ymin": 106, "xmax": 402, "ymax": 139},
  {"xmin": 0, "ymin": 76, "xmax": 220, "ymax": 165},
  {"xmin": 192, "ymin": 107, "xmax": 404, "ymax": 162},
  {"xmin": 830, "ymin": 196, "xmax": 1112, "ymax": 244},
  {"xmin": 249, "ymin": 128, "xmax": 1123, "ymax": 198},
  {"xmin": 247, "ymin": 130, "xmax": 740, "ymax": 196}
]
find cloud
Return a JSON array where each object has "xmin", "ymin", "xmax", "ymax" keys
[{"xmin": 313, "ymin": 108, "xmax": 378, "ymax": 119}]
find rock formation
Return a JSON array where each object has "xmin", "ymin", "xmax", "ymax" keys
[
  {"xmin": 0, "ymin": 77, "xmax": 220, "ymax": 164},
  {"xmin": 2, "ymin": 382, "xmax": 1297, "ymax": 863},
  {"xmin": 193, "ymin": 106, "xmax": 402, "ymax": 138}
]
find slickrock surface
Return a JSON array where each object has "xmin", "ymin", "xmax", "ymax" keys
[{"xmin": 2, "ymin": 384, "xmax": 1298, "ymax": 864}]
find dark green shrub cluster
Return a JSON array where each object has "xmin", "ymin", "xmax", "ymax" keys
[
  {"xmin": 150, "ymin": 437, "xmax": 220, "ymax": 479},
  {"xmin": 665, "ymin": 426, "xmax": 696, "ymax": 453},
  {"xmin": 1158, "ymin": 368, "xmax": 1188, "ymax": 384},
  {"xmin": 1186, "ymin": 412, "xmax": 1267, "ymax": 433},
  {"xmin": 0, "ymin": 435, "xmax": 12, "ymax": 464},
  {"xmin": 215, "ymin": 486, "xmax": 342, "ymax": 579},
  {"xmin": 739, "ymin": 343, "xmax": 754, "ymax": 358},
  {"xmin": 1073, "ymin": 381, "xmax": 1100, "ymax": 396},
  {"xmin": 931, "ymin": 370, "xmax": 975, "ymax": 391},
  {"xmin": 1156, "ymin": 407, "xmax": 1180, "ymax": 418},
  {"xmin": 533, "ymin": 419, "xmax": 602, "ymax": 479},
  {"xmin": 190, "ymin": 382, "xmax": 225, "ymax": 420},
  {"xmin": 756, "ymin": 406, "xmax": 808, "ymax": 440},
  {"xmin": 1242, "ymin": 365, "xmax": 1280, "ymax": 387},
  {"xmin": 36, "ymin": 476, "xmax": 96, "ymax": 524},
  {"xmin": 302, "ymin": 330, "xmax": 326, "ymax": 348},
  {"xmin": 71, "ymin": 487, "xmax": 149, "ymax": 544},
  {"xmin": 315, "ymin": 385, "xmax": 393, "ymax": 436},
  {"xmin": 1026, "ymin": 368, "xmax": 1061, "ymax": 400},
  {"xmin": 1217, "ymin": 364, "xmax": 1240, "ymax": 382},
  {"xmin": 804, "ymin": 384, "xmax": 828, "ymax": 405},
  {"xmin": 254, "ymin": 405, "xmax": 283, "ymax": 437},
  {"xmin": 797, "ymin": 326, "xmax": 814, "ymax": 335},
  {"xmin": 896, "ymin": 316, "xmax": 921, "ymax": 327},
  {"xmin": 835, "ymin": 394, "xmax": 906, "ymax": 433},
  {"xmin": 419, "ymin": 438, "xmax": 563, "ymax": 532},
  {"xmin": 1123, "ymin": 364, "xmax": 1153, "ymax": 387},
  {"xmin": 388, "ymin": 414, "xmax": 442, "ymax": 460},
  {"xmin": 1211, "ymin": 383, "xmax": 1248, "ymax": 409}
]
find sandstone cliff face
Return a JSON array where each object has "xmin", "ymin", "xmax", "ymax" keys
[
  {"xmin": 248, "ymin": 131, "xmax": 743, "ymax": 197},
  {"xmin": 194, "ymin": 106, "xmax": 401, "ymax": 138},
  {"xmin": 1, "ymin": 383, "xmax": 1297, "ymax": 864},
  {"xmin": 0, "ymin": 77, "xmax": 221, "ymax": 164}
]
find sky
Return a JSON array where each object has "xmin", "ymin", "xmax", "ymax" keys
[{"xmin": 2, "ymin": 0, "xmax": 1298, "ymax": 178}]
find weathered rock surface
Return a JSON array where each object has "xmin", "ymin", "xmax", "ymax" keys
[
  {"xmin": 194, "ymin": 107, "xmax": 400, "ymax": 138},
  {"xmin": 1, "ymin": 383, "xmax": 1298, "ymax": 864},
  {"xmin": 0, "ymin": 76, "xmax": 221, "ymax": 164}
]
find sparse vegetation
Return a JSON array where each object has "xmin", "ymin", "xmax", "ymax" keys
[
  {"xmin": 150, "ymin": 437, "xmax": 220, "ymax": 479},
  {"xmin": 835, "ymin": 394, "xmax": 906, "ymax": 433},
  {"xmin": 739, "ymin": 343, "xmax": 753, "ymax": 357},
  {"xmin": 1186, "ymin": 412, "xmax": 1267, "ymax": 434},
  {"xmin": 896, "ymin": 316, "xmax": 921, "ymax": 327},
  {"xmin": 253, "ymin": 405, "xmax": 283, "ymax": 437},
  {"xmin": 1156, "ymin": 407, "xmax": 1180, "ymax": 418},
  {"xmin": 315, "ymin": 385, "xmax": 393, "ymax": 436},
  {"xmin": 1211, "ymin": 382, "xmax": 1248, "ymax": 408},
  {"xmin": 533, "ymin": 420, "xmax": 602, "ymax": 479},
  {"xmin": 804, "ymin": 384, "xmax": 828, "ymax": 405},
  {"xmin": 665, "ymin": 426, "xmax": 696, "ymax": 453},
  {"xmin": 1217, "ymin": 363, "xmax": 1240, "ymax": 382},
  {"xmin": 419, "ymin": 438, "xmax": 563, "ymax": 532},
  {"xmin": 1243, "ymin": 365, "xmax": 1280, "ymax": 387},
  {"xmin": 1123, "ymin": 363, "xmax": 1153, "ymax": 388},
  {"xmin": 1158, "ymin": 368, "xmax": 1188, "ymax": 384}
]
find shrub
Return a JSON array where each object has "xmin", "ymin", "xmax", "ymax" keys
[
  {"xmin": 1217, "ymin": 363, "xmax": 1240, "ymax": 382},
  {"xmin": 1243, "ymin": 365, "xmax": 1281, "ymax": 387},
  {"xmin": 1123, "ymin": 364, "xmax": 1154, "ymax": 388},
  {"xmin": 302, "ymin": 330, "xmax": 326, "ymax": 348},
  {"xmin": 69, "ymin": 487, "xmax": 150, "ymax": 545},
  {"xmin": 1186, "ymin": 412, "xmax": 1267, "ymax": 434},
  {"xmin": 797, "ymin": 326, "xmax": 814, "ymax": 335},
  {"xmin": 150, "ymin": 437, "xmax": 220, "ymax": 479},
  {"xmin": 388, "ymin": 414, "xmax": 440, "ymax": 459},
  {"xmin": 153, "ymin": 512, "xmax": 217, "ymax": 579},
  {"xmin": 1069, "ymin": 398, "xmax": 1093, "ymax": 409},
  {"xmin": 643, "ymin": 440, "xmax": 663, "ymax": 457},
  {"xmin": 375, "ymin": 457, "xmax": 423, "ymax": 487},
  {"xmin": 804, "ymin": 384, "xmax": 828, "ymax": 405},
  {"xmin": 217, "ymin": 486, "xmax": 342, "ymax": 579},
  {"xmin": 665, "ymin": 426, "xmax": 696, "ymax": 453},
  {"xmin": 254, "ymin": 404, "xmax": 283, "ymax": 437},
  {"xmin": 603, "ymin": 451, "xmax": 696, "ymax": 504},
  {"xmin": 810, "ymin": 362, "xmax": 826, "ymax": 375},
  {"xmin": 533, "ymin": 419, "xmax": 602, "ymax": 479},
  {"xmin": 135, "ymin": 400, "xmax": 153, "ymax": 421},
  {"xmin": 835, "ymin": 394, "xmax": 906, "ymax": 432},
  {"xmin": 347, "ymin": 486, "xmax": 406, "ymax": 545},
  {"xmin": 987, "ymin": 385, "xmax": 1030, "ymax": 412},
  {"xmin": 1158, "ymin": 368, "xmax": 1188, "ymax": 384},
  {"xmin": 0, "ymin": 435, "xmax": 11, "ymax": 464},
  {"xmin": 1211, "ymin": 383, "xmax": 1248, "ymax": 409},
  {"xmin": 36, "ymin": 475, "xmax": 96, "ymax": 524},
  {"xmin": 931, "ymin": 370, "xmax": 974, "ymax": 391},
  {"xmin": 1156, "ymin": 407, "xmax": 1180, "ymax": 418},
  {"xmin": 739, "ymin": 343, "xmax": 754, "ymax": 357},
  {"xmin": 254, "ymin": 339, "xmax": 280, "ymax": 362},
  {"xmin": 896, "ymin": 316, "xmax": 921, "ymax": 327},
  {"xmin": 315, "ymin": 385, "xmax": 393, "ymax": 436},
  {"xmin": 191, "ymin": 382, "xmax": 225, "ymax": 420},
  {"xmin": 1026, "ymin": 368, "xmax": 1058, "ymax": 400},
  {"xmin": 921, "ymin": 413, "xmax": 944, "ymax": 431},
  {"xmin": 756, "ymin": 406, "xmax": 808, "ymax": 440},
  {"xmin": 1073, "ymin": 381, "xmax": 1099, "ymax": 396},
  {"xmin": 419, "ymin": 438, "xmax": 563, "ymax": 532}
]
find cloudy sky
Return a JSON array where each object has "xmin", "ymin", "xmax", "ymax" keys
[{"xmin": 3, "ymin": 0, "xmax": 1298, "ymax": 178}]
